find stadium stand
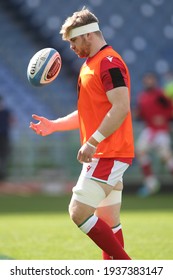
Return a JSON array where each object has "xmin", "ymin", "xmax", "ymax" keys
[
  {"xmin": 1, "ymin": 0, "xmax": 173, "ymax": 112},
  {"xmin": 2, "ymin": 0, "xmax": 173, "ymax": 104},
  {"xmin": 0, "ymin": 0, "xmax": 172, "ymax": 189}
]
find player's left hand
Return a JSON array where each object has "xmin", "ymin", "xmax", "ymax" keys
[{"xmin": 77, "ymin": 142, "xmax": 96, "ymax": 163}]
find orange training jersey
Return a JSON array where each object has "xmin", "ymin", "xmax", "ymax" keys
[{"xmin": 77, "ymin": 46, "xmax": 134, "ymax": 159}]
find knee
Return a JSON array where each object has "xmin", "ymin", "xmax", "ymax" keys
[
  {"xmin": 69, "ymin": 199, "xmax": 95, "ymax": 226},
  {"xmin": 68, "ymin": 202, "xmax": 82, "ymax": 226}
]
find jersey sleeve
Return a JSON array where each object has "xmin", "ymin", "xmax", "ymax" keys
[{"xmin": 100, "ymin": 56, "xmax": 128, "ymax": 92}]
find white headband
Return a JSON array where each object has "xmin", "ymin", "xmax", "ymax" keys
[{"xmin": 69, "ymin": 22, "xmax": 100, "ymax": 39}]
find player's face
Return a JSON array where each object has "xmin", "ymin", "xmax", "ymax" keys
[{"xmin": 69, "ymin": 35, "xmax": 91, "ymax": 58}]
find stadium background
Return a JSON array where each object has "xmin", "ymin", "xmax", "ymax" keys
[{"xmin": 0, "ymin": 0, "xmax": 173, "ymax": 194}]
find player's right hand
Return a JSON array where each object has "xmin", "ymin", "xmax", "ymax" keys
[
  {"xmin": 29, "ymin": 114, "xmax": 54, "ymax": 136},
  {"xmin": 77, "ymin": 142, "xmax": 96, "ymax": 163}
]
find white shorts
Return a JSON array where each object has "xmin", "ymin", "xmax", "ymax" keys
[
  {"xmin": 80, "ymin": 158, "xmax": 129, "ymax": 186},
  {"xmin": 72, "ymin": 158, "xmax": 129, "ymax": 208},
  {"xmin": 136, "ymin": 127, "xmax": 172, "ymax": 157}
]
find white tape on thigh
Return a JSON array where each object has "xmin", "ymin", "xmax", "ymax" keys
[
  {"xmin": 98, "ymin": 190, "xmax": 122, "ymax": 207},
  {"xmin": 72, "ymin": 177, "xmax": 106, "ymax": 208}
]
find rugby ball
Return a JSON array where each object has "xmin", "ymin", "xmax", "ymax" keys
[{"xmin": 27, "ymin": 48, "xmax": 62, "ymax": 86}]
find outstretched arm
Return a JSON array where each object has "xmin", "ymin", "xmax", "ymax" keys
[{"xmin": 30, "ymin": 110, "xmax": 79, "ymax": 136}]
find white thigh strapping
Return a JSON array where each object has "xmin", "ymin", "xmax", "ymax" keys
[
  {"xmin": 72, "ymin": 177, "xmax": 106, "ymax": 208},
  {"xmin": 98, "ymin": 190, "xmax": 122, "ymax": 207}
]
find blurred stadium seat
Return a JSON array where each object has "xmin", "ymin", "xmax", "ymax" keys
[
  {"xmin": 1, "ymin": 0, "xmax": 173, "ymax": 105},
  {"xmin": 0, "ymin": 0, "xmax": 172, "ymax": 189}
]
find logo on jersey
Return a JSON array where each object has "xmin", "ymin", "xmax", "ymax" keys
[{"xmin": 106, "ymin": 56, "xmax": 113, "ymax": 62}]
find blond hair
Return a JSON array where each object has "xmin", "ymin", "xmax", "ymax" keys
[{"xmin": 60, "ymin": 7, "xmax": 99, "ymax": 40}]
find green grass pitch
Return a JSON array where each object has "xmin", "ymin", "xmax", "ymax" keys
[{"xmin": 0, "ymin": 193, "xmax": 172, "ymax": 260}]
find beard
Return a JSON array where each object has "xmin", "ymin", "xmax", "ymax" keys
[{"xmin": 76, "ymin": 37, "xmax": 91, "ymax": 58}]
